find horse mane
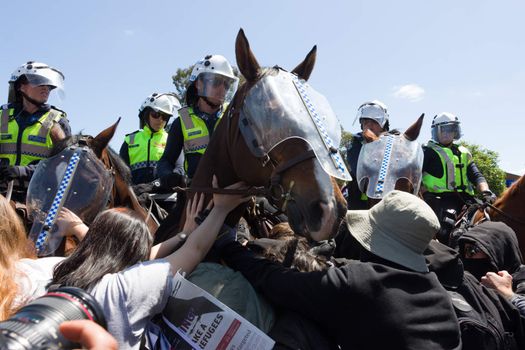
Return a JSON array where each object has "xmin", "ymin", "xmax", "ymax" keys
[
  {"xmin": 248, "ymin": 223, "xmax": 329, "ymax": 272},
  {"xmin": 50, "ymin": 134, "xmax": 132, "ymax": 185}
]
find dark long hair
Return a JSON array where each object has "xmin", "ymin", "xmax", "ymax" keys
[{"xmin": 51, "ymin": 208, "xmax": 152, "ymax": 291}]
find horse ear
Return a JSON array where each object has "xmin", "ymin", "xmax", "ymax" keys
[
  {"xmin": 362, "ymin": 129, "xmax": 379, "ymax": 143},
  {"xmin": 291, "ymin": 45, "xmax": 317, "ymax": 81},
  {"xmin": 92, "ymin": 118, "xmax": 121, "ymax": 158},
  {"xmin": 235, "ymin": 28, "xmax": 261, "ymax": 82},
  {"xmin": 403, "ymin": 114, "xmax": 424, "ymax": 141}
]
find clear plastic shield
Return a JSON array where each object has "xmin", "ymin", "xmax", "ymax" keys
[
  {"xmin": 27, "ymin": 147, "xmax": 113, "ymax": 256},
  {"xmin": 356, "ymin": 134, "xmax": 424, "ymax": 199},
  {"xmin": 25, "ymin": 68, "xmax": 65, "ymax": 100},
  {"xmin": 238, "ymin": 70, "xmax": 350, "ymax": 180}
]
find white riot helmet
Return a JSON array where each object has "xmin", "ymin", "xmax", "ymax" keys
[
  {"xmin": 188, "ymin": 54, "xmax": 239, "ymax": 104},
  {"xmin": 354, "ymin": 100, "xmax": 389, "ymax": 129},
  {"xmin": 431, "ymin": 112, "xmax": 462, "ymax": 144},
  {"xmin": 139, "ymin": 93, "xmax": 181, "ymax": 116},
  {"xmin": 139, "ymin": 93, "xmax": 181, "ymax": 128},
  {"xmin": 8, "ymin": 61, "xmax": 65, "ymax": 104}
]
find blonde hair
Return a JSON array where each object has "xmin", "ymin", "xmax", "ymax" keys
[{"xmin": 0, "ymin": 195, "xmax": 36, "ymax": 320}]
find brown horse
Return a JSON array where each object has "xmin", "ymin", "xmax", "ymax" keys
[
  {"xmin": 27, "ymin": 120, "xmax": 158, "ymax": 256},
  {"xmin": 155, "ymin": 29, "xmax": 348, "ymax": 243},
  {"xmin": 357, "ymin": 114, "xmax": 425, "ymax": 207},
  {"xmin": 472, "ymin": 173, "xmax": 525, "ymax": 257}
]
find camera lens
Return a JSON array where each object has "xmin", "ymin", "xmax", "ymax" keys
[{"xmin": 0, "ymin": 286, "xmax": 106, "ymax": 350}]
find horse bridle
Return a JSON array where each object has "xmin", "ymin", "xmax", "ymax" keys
[
  {"xmin": 182, "ymin": 83, "xmax": 318, "ymax": 212},
  {"xmin": 182, "ymin": 149, "xmax": 316, "ymax": 212}
]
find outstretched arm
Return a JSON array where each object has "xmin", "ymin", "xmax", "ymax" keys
[{"xmin": 164, "ymin": 176, "xmax": 249, "ymax": 274}]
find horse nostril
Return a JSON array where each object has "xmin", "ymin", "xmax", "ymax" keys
[{"xmin": 309, "ymin": 200, "xmax": 329, "ymax": 217}]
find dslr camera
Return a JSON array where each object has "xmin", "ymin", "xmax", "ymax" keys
[{"xmin": 0, "ymin": 286, "xmax": 106, "ymax": 349}]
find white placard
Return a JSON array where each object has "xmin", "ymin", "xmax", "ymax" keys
[{"xmin": 161, "ymin": 272, "xmax": 275, "ymax": 350}]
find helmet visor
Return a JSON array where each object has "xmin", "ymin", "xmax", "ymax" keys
[
  {"xmin": 197, "ymin": 72, "xmax": 239, "ymax": 103},
  {"xmin": 434, "ymin": 123, "xmax": 461, "ymax": 143},
  {"xmin": 354, "ymin": 104, "xmax": 387, "ymax": 128},
  {"xmin": 24, "ymin": 67, "xmax": 64, "ymax": 89},
  {"xmin": 24, "ymin": 69, "xmax": 65, "ymax": 101}
]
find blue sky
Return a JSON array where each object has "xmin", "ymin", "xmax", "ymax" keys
[{"xmin": 2, "ymin": 0, "xmax": 524, "ymax": 174}]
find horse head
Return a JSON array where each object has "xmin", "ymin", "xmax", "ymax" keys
[
  {"xmin": 192, "ymin": 29, "xmax": 349, "ymax": 241},
  {"xmin": 357, "ymin": 114, "xmax": 424, "ymax": 207},
  {"xmin": 26, "ymin": 119, "xmax": 157, "ymax": 256}
]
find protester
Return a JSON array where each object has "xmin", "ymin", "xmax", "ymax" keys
[
  {"xmin": 426, "ymin": 239, "xmax": 525, "ymax": 349},
  {"xmin": 157, "ymin": 55, "xmax": 238, "ymax": 182},
  {"xmin": 458, "ymin": 221, "xmax": 525, "ymax": 285},
  {"xmin": 0, "ymin": 196, "xmax": 83, "ymax": 320},
  {"xmin": 50, "ymin": 176, "xmax": 249, "ymax": 349},
  {"xmin": 422, "ymin": 113, "xmax": 496, "ymax": 240},
  {"xmin": 219, "ymin": 190, "xmax": 462, "ymax": 349},
  {"xmin": 0, "ymin": 61, "xmax": 71, "ymax": 203},
  {"xmin": 120, "ymin": 93, "xmax": 182, "ymax": 185}
]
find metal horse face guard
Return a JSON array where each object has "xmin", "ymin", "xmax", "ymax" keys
[
  {"xmin": 238, "ymin": 69, "xmax": 351, "ymax": 182},
  {"xmin": 357, "ymin": 134, "xmax": 424, "ymax": 199},
  {"xmin": 26, "ymin": 144, "xmax": 113, "ymax": 256}
]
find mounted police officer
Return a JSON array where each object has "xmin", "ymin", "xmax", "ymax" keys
[
  {"xmin": 0, "ymin": 61, "xmax": 71, "ymax": 203},
  {"xmin": 422, "ymin": 112, "xmax": 496, "ymax": 240},
  {"xmin": 157, "ymin": 55, "xmax": 238, "ymax": 184},
  {"xmin": 120, "ymin": 93, "xmax": 181, "ymax": 185},
  {"xmin": 345, "ymin": 100, "xmax": 394, "ymax": 209}
]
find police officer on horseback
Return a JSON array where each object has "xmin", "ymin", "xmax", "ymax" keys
[
  {"xmin": 422, "ymin": 112, "xmax": 496, "ymax": 239},
  {"xmin": 157, "ymin": 55, "xmax": 238, "ymax": 184},
  {"xmin": 345, "ymin": 100, "xmax": 395, "ymax": 209},
  {"xmin": 120, "ymin": 93, "xmax": 181, "ymax": 185},
  {"xmin": 0, "ymin": 61, "xmax": 71, "ymax": 203}
]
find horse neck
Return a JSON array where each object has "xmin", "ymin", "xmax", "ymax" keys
[{"xmin": 191, "ymin": 114, "xmax": 239, "ymax": 189}]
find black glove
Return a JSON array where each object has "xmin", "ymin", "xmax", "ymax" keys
[
  {"xmin": 0, "ymin": 165, "xmax": 21, "ymax": 182},
  {"xmin": 159, "ymin": 173, "xmax": 187, "ymax": 190},
  {"xmin": 482, "ymin": 190, "xmax": 497, "ymax": 204}
]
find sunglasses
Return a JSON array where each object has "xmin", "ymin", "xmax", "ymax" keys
[{"xmin": 150, "ymin": 111, "xmax": 170, "ymax": 121}]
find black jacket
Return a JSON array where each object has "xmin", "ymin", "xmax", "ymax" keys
[
  {"xmin": 458, "ymin": 221, "xmax": 525, "ymax": 291},
  {"xmin": 221, "ymin": 241, "xmax": 461, "ymax": 350},
  {"xmin": 426, "ymin": 239, "xmax": 525, "ymax": 350}
]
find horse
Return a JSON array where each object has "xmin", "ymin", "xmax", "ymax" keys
[
  {"xmin": 471, "ymin": 173, "xmax": 525, "ymax": 257},
  {"xmin": 333, "ymin": 115, "xmax": 426, "ymax": 258},
  {"xmin": 26, "ymin": 119, "xmax": 158, "ymax": 256},
  {"xmin": 155, "ymin": 28, "xmax": 350, "ymax": 244},
  {"xmin": 354, "ymin": 114, "xmax": 425, "ymax": 207}
]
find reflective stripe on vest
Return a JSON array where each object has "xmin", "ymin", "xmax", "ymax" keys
[
  {"xmin": 0, "ymin": 107, "xmax": 61, "ymax": 166},
  {"xmin": 422, "ymin": 142, "xmax": 474, "ymax": 195},
  {"xmin": 179, "ymin": 107, "xmax": 210, "ymax": 154},
  {"xmin": 125, "ymin": 126, "xmax": 168, "ymax": 171}
]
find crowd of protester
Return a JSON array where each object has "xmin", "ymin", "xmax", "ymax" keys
[{"xmin": 1, "ymin": 58, "xmax": 524, "ymax": 350}]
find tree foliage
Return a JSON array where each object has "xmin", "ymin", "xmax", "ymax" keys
[
  {"xmin": 340, "ymin": 129, "xmax": 353, "ymax": 151},
  {"xmin": 459, "ymin": 141, "xmax": 507, "ymax": 196},
  {"xmin": 171, "ymin": 66, "xmax": 193, "ymax": 101}
]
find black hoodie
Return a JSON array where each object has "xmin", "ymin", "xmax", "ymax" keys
[
  {"xmin": 425, "ymin": 240, "xmax": 525, "ymax": 350},
  {"xmin": 458, "ymin": 221, "xmax": 525, "ymax": 291}
]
